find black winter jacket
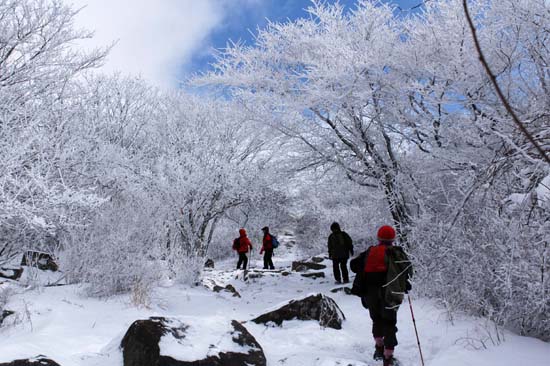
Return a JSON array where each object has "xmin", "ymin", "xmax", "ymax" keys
[{"xmin": 328, "ymin": 230, "xmax": 354, "ymax": 259}]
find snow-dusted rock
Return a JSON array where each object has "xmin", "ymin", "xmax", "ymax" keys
[
  {"xmin": 205, "ymin": 279, "xmax": 241, "ymax": 298},
  {"xmin": 252, "ymin": 294, "xmax": 345, "ymax": 329},
  {"xmin": 213, "ymin": 283, "xmax": 241, "ymax": 298},
  {"xmin": 0, "ymin": 268, "xmax": 23, "ymax": 280},
  {"xmin": 301, "ymin": 271, "xmax": 325, "ymax": 279},
  {"xmin": 0, "ymin": 310, "xmax": 14, "ymax": 326},
  {"xmin": 121, "ymin": 316, "xmax": 266, "ymax": 366},
  {"xmin": 291, "ymin": 261, "xmax": 326, "ymax": 272},
  {"xmin": 20, "ymin": 252, "xmax": 58, "ymax": 272},
  {"xmin": 0, "ymin": 355, "xmax": 61, "ymax": 366},
  {"xmin": 204, "ymin": 259, "xmax": 215, "ymax": 268},
  {"xmin": 330, "ymin": 286, "xmax": 352, "ymax": 295}
]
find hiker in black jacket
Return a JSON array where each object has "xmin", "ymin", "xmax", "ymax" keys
[{"xmin": 327, "ymin": 222, "xmax": 354, "ymax": 284}]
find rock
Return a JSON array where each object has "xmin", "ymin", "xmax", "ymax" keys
[
  {"xmin": 311, "ymin": 256, "xmax": 325, "ymax": 263},
  {"xmin": 252, "ymin": 294, "xmax": 345, "ymax": 329},
  {"xmin": 224, "ymin": 284, "xmax": 241, "ymax": 298},
  {"xmin": 0, "ymin": 356, "xmax": 61, "ymax": 366},
  {"xmin": 291, "ymin": 261, "xmax": 326, "ymax": 272},
  {"xmin": 211, "ymin": 283, "xmax": 241, "ymax": 298},
  {"xmin": 204, "ymin": 259, "xmax": 215, "ymax": 268},
  {"xmin": 301, "ymin": 272, "xmax": 325, "ymax": 279},
  {"xmin": 330, "ymin": 286, "xmax": 352, "ymax": 295},
  {"xmin": 0, "ymin": 268, "xmax": 23, "ymax": 280},
  {"xmin": 20, "ymin": 251, "xmax": 58, "ymax": 272},
  {"xmin": 281, "ymin": 271, "xmax": 290, "ymax": 276},
  {"xmin": 0, "ymin": 310, "xmax": 14, "ymax": 326},
  {"xmin": 121, "ymin": 317, "xmax": 266, "ymax": 366}
]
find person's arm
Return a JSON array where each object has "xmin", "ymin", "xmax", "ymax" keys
[
  {"xmin": 346, "ymin": 233, "xmax": 354, "ymax": 256},
  {"xmin": 327, "ymin": 235, "xmax": 333, "ymax": 259}
]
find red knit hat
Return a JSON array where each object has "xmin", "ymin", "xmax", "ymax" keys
[{"xmin": 377, "ymin": 225, "xmax": 396, "ymax": 241}]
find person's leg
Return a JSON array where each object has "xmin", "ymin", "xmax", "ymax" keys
[
  {"xmin": 243, "ymin": 253, "xmax": 248, "ymax": 270},
  {"xmin": 237, "ymin": 253, "xmax": 243, "ymax": 269},
  {"xmin": 267, "ymin": 249, "xmax": 274, "ymax": 269},
  {"xmin": 367, "ymin": 287, "xmax": 385, "ymax": 360},
  {"xmin": 382, "ymin": 306, "xmax": 399, "ymax": 363},
  {"xmin": 332, "ymin": 259, "xmax": 341, "ymax": 283},
  {"xmin": 263, "ymin": 252, "xmax": 268, "ymax": 269},
  {"xmin": 340, "ymin": 258, "xmax": 349, "ymax": 283}
]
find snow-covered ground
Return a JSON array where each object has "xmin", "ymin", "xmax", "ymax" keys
[{"xmin": 1, "ymin": 233, "xmax": 549, "ymax": 365}]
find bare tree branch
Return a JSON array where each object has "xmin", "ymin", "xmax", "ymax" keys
[{"xmin": 463, "ymin": 0, "xmax": 550, "ymax": 165}]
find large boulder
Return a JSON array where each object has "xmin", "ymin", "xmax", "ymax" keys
[
  {"xmin": 121, "ymin": 317, "xmax": 266, "ymax": 366},
  {"xmin": 252, "ymin": 294, "xmax": 345, "ymax": 329},
  {"xmin": 0, "ymin": 268, "xmax": 23, "ymax": 280},
  {"xmin": 20, "ymin": 251, "xmax": 58, "ymax": 272},
  {"xmin": 0, "ymin": 356, "xmax": 61, "ymax": 366}
]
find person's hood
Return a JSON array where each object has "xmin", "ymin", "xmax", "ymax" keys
[{"xmin": 239, "ymin": 228, "xmax": 247, "ymax": 237}]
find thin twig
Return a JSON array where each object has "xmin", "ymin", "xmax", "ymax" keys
[{"xmin": 462, "ymin": 0, "xmax": 550, "ymax": 165}]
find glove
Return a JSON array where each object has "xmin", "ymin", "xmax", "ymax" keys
[
  {"xmin": 260, "ymin": 249, "xmax": 263, "ymax": 254},
  {"xmin": 405, "ymin": 280, "xmax": 412, "ymax": 294}
]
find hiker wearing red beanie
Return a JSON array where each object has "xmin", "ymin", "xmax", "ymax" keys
[{"xmin": 350, "ymin": 225, "xmax": 413, "ymax": 366}]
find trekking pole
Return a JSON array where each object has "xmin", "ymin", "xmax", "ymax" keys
[{"xmin": 407, "ymin": 294, "xmax": 425, "ymax": 366}]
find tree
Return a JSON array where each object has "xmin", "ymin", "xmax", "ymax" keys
[{"xmin": 0, "ymin": 0, "xmax": 107, "ymax": 264}]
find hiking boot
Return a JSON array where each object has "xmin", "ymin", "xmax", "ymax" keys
[
  {"xmin": 383, "ymin": 356, "xmax": 400, "ymax": 366},
  {"xmin": 373, "ymin": 345, "xmax": 384, "ymax": 360}
]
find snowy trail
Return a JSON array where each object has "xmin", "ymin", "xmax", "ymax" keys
[{"xmin": 1, "ymin": 233, "xmax": 550, "ymax": 365}]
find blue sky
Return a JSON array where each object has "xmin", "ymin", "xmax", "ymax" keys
[
  {"xmin": 73, "ymin": 0, "xmax": 423, "ymax": 87},
  {"xmin": 185, "ymin": 0, "xmax": 423, "ymax": 77}
]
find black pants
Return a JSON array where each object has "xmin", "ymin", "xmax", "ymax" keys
[
  {"xmin": 263, "ymin": 249, "xmax": 274, "ymax": 269},
  {"xmin": 236, "ymin": 252, "xmax": 248, "ymax": 269},
  {"xmin": 332, "ymin": 258, "xmax": 349, "ymax": 283},
  {"xmin": 366, "ymin": 287, "xmax": 398, "ymax": 348}
]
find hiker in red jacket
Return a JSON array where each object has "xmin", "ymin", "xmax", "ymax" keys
[
  {"xmin": 350, "ymin": 225, "xmax": 412, "ymax": 366},
  {"xmin": 233, "ymin": 228, "xmax": 253, "ymax": 270},
  {"xmin": 259, "ymin": 226, "xmax": 275, "ymax": 270}
]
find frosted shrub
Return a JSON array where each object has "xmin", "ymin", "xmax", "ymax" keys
[{"xmin": 63, "ymin": 197, "xmax": 163, "ymax": 297}]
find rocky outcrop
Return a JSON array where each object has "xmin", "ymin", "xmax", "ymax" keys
[
  {"xmin": 20, "ymin": 251, "xmax": 58, "ymax": 272},
  {"xmin": 252, "ymin": 294, "xmax": 345, "ymax": 329},
  {"xmin": 121, "ymin": 317, "xmax": 266, "ymax": 366},
  {"xmin": 0, "ymin": 356, "xmax": 61, "ymax": 366},
  {"xmin": 0, "ymin": 268, "xmax": 23, "ymax": 280}
]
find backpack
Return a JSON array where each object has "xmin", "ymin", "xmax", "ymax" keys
[
  {"xmin": 271, "ymin": 235, "xmax": 280, "ymax": 249},
  {"xmin": 232, "ymin": 238, "xmax": 240, "ymax": 250},
  {"xmin": 383, "ymin": 246, "xmax": 413, "ymax": 309}
]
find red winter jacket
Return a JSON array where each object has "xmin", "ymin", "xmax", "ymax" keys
[
  {"xmin": 235, "ymin": 229, "xmax": 253, "ymax": 253},
  {"xmin": 260, "ymin": 234, "xmax": 272, "ymax": 254}
]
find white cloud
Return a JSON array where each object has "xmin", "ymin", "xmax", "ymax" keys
[{"xmin": 69, "ymin": 0, "xmax": 224, "ymax": 88}]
